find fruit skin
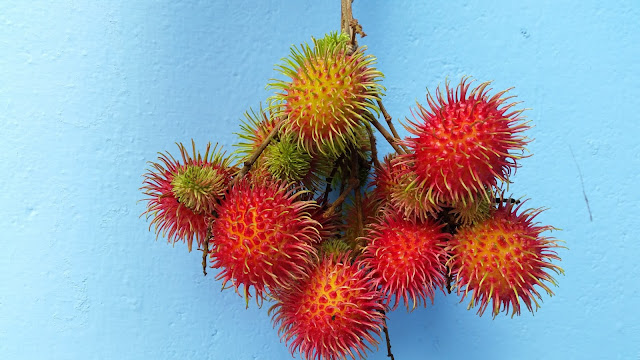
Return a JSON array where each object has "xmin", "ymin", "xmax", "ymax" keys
[
  {"xmin": 269, "ymin": 33, "xmax": 384, "ymax": 157},
  {"xmin": 448, "ymin": 188, "xmax": 493, "ymax": 227},
  {"xmin": 447, "ymin": 200, "xmax": 564, "ymax": 317},
  {"xmin": 400, "ymin": 78, "xmax": 529, "ymax": 206},
  {"xmin": 269, "ymin": 254, "xmax": 385, "ymax": 360},
  {"xmin": 361, "ymin": 212, "xmax": 450, "ymax": 310},
  {"xmin": 372, "ymin": 154, "xmax": 441, "ymax": 220},
  {"xmin": 234, "ymin": 105, "xmax": 279, "ymax": 163},
  {"xmin": 209, "ymin": 177, "xmax": 321, "ymax": 306},
  {"xmin": 141, "ymin": 141, "xmax": 233, "ymax": 251}
]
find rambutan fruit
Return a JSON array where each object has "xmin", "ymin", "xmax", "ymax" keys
[
  {"xmin": 269, "ymin": 254, "xmax": 385, "ymax": 360},
  {"xmin": 400, "ymin": 78, "xmax": 530, "ymax": 206},
  {"xmin": 263, "ymin": 134, "xmax": 313, "ymax": 183},
  {"xmin": 447, "ymin": 200, "xmax": 564, "ymax": 317},
  {"xmin": 361, "ymin": 212, "xmax": 450, "ymax": 310},
  {"xmin": 269, "ymin": 32, "xmax": 384, "ymax": 157},
  {"xmin": 372, "ymin": 154, "xmax": 441, "ymax": 220},
  {"xmin": 449, "ymin": 189, "xmax": 494, "ymax": 227},
  {"xmin": 234, "ymin": 105, "xmax": 279, "ymax": 163},
  {"xmin": 209, "ymin": 177, "xmax": 321, "ymax": 306},
  {"xmin": 141, "ymin": 141, "xmax": 234, "ymax": 251},
  {"xmin": 342, "ymin": 191, "xmax": 380, "ymax": 252}
]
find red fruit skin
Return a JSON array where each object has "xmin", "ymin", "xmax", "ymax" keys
[
  {"xmin": 361, "ymin": 212, "xmax": 450, "ymax": 310},
  {"xmin": 448, "ymin": 201, "xmax": 564, "ymax": 317},
  {"xmin": 209, "ymin": 178, "xmax": 321, "ymax": 305},
  {"xmin": 401, "ymin": 78, "xmax": 530, "ymax": 205},
  {"xmin": 270, "ymin": 255, "xmax": 385, "ymax": 360}
]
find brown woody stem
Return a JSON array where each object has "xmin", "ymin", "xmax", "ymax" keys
[
  {"xmin": 365, "ymin": 123, "xmax": 381, "ymax": 169},
  {"xmin": 382, "ymin": 311, "xmax": 395, "ymax": 360},
  {"xmin": 202, "ymin": 223, "xmax": 211, "ymax": 276},
  {"xmin": 323, "ymin": 177, "xmax": 359, "ymax": 218},
  {"xmin": 365, "ymin": 112, "xmax": 406, "ymax": 155}
]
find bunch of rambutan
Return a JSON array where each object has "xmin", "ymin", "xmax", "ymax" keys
[{"xmin": 141, "ymin": 31, "xmax": 564, "ymax": 360}]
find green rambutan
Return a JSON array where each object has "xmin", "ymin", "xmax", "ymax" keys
[
  {"xmin": 269, "ymin": 254, "xmax": 385, "ymax": 360},
  {"xmin": 209, "ymin": 177, "xmax": 321, "ymax": 305},
  {"xmin": 361, "ymin": 212, "xmax": 450, "ymax": 310},
  {"xmin": 400, "ymin": 78, "xmax": 530, "ymax": 206},
  {"xmin": 263, "ymin": 134, "xmax": 313, "ymax": 183},
  {"xmin": 447, "ymin": 200, "xmax": 564, "ymax": 317},
  {"xmin": 269, "ymin": 33, "xmax": 384, "ymax": 157},
  {"xmin": 141, "ymin": 141, "xmax": 233, "ymax": 251}
]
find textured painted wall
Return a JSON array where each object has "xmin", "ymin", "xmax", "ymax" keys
[{"xmin": 1, "ymin": 1, "xmax": 638, "ymax": 359}]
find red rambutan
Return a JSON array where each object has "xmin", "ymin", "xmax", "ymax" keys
[
  {"xmin": 447, "ymin": 200, "xmax": 564, "ymax": 317},
  {"xmin": 209, "ymin": 178, "xmax": 321, "ymax": 306},
  {"xmin": 401, "ymin": 78, "xmax": 530, "ymax": 205},
  {"xmin": 361, "ymin": 212, "xmax": 450, "ymax": 310},
  {"xmin": 269, "ymin": 254, "xmax": 385, "ymax": 360},
  {"xmin": 141, "ymin": 141, "xmax": 233, "ymax": 251}
]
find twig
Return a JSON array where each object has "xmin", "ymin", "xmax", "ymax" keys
[
  {"xmin": 351, "ymin": 151, "xmax": 365, "ymax": 239},
  {"xmin": 323, "ymin": 178, "xmax": 359, "ymax": 218},
  {"xmin": 377, "ymin": 99, "xmax": 400, "ymax": 140},
  {"xmin": 364, "ymin": 112, "xmax": 406, "ymax": 155},
  {"xmin": 320, "ymin": 155, "xmax": 345, "ymax": 207},
  {"xmin": 381, "ymin": 311, "xmax": 395, "ymax": 360},
  {"xmin": 341, "ymin": 0, "xmax": 356, "ymax": 50},
  {"xmin": 202, "ymin": 222, "xmax": 212, "ymax": 276},
  {"xmin": 364, "ymin": 123, "xmax": 381, "ymax": 169},
  {"xmin": 234, "ymin": 118, "xmax": 283, "ymax": 182}
]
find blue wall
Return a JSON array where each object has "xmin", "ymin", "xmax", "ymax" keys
[{"xmin": 1, "ymin": 1, "xmax": 638, "ymax": 359}]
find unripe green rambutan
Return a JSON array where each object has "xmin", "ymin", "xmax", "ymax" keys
[
  {"xmin": 263, "ymin": 135, "xmax": 313, "ymax": 183},
  {"xmin": 270, "ymin": 33, "xmax": 384, "ymax": 157}
]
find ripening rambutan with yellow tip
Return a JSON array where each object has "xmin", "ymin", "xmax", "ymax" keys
[
  {"xmin": 141, "ymin": 141, "xmax": 234, "ymax": 251},
  {"xmin": 361, "ymin": 212, "xmax": 450, "ymax": 310},
  {"xmin": 269, "ymin": 32, "xmax": 384, "ymax": 157},
  {"xmin": 269, "ymin": 254, "xmax": 385, "ymax": 360},
  {"xmin": 447, "ymin": 200, "xmax": 564, "ymax": 317},
  {"xmin": 400, "ymin": 77, "xmax": 530, "ymax": 206},
  {"xmin": 209, "ymin": 177, "xmax": 322, "ymax": 306}
]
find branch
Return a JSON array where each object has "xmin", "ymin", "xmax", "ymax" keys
[
  {"xmin": 341, "ymin": 0, "xmax": 355, "ymax": 49},
  {"xmin": 320, "ymin": 155, "xmax": 345, "ymax": 207},
  {"xmin": 381, "ymin": 311, "xmax": 395, "ymax": 360},
  {"xmin": 364, "ymin": 123, "xmax": 381, "ymax": 169},
  {"xmin": 364, "ymin": 112, "xmax": 406, "ymax": 155},
  {"xmin": 202, "ymin": 222, "xmax": 212, "ymax": 276},
  {"xmin": 377, "ymin": 99, "xmax": 400, "ymax": 140},
  {"xmin": 323, "ymin": 177, "xmax": 359, "ymax": 218}
]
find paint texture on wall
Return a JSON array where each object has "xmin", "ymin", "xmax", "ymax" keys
[{"xmin": 1, "ymin": 1, "xmax": 639, "ymax": 359}]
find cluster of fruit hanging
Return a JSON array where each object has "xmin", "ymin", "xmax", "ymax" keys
[{"xmin": 141, "ymin": 33, "xmax": 564, "ymax": 360}]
